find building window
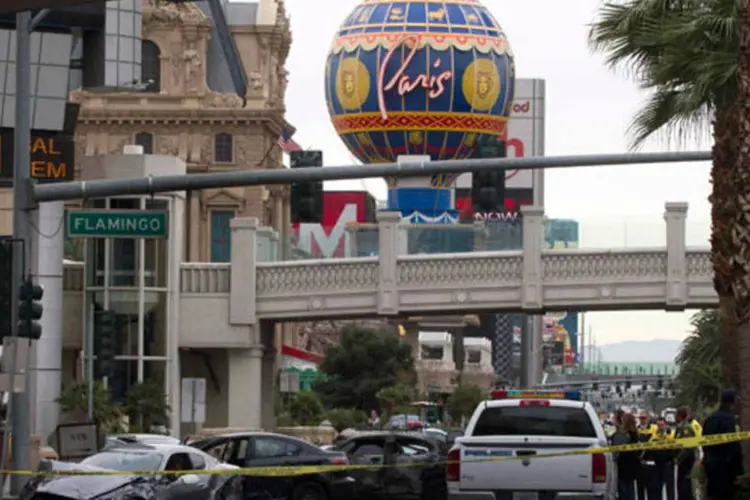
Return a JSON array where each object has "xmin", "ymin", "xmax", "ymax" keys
[
  {"xmin": 141, "ymin": 40, "xmax": 161, "ymax": 92},
  {"xmin": 214, "ymin": 133, "xmax": 233, "ymax": 163},
  {"xmin": 466, "ymin": 350, "xmax": 481, "ymax": 364},
  {"xmin": 420, "ymin": 345, "xmax": 443, "ymax": 360},
  {"xmin": 134, "ymin": 132, "xmax": 154, "ymax": 154},
  {"xmin": 210, "ymin": 211, "xmax": 234, "ymax": 262}
]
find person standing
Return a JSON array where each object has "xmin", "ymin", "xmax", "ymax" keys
[
  {"xmin": 685, "ymin": 407, "xmax": 702, "ymax": 437},
  {"xmin": 703, "ymin": 389, "xmax": 743, "ymax": 500},
  {"xmin": 643, "ymin": 416, "xmax": 676, "ymax": 500},
  {"xmin": 637, "ymin": 411, "xmax": 657, "ymax": 500},
  {"xmin": 612, "ymin": 412, "xmax": 640, "ymax": 500},
  {"xmin": 673, "ymin": 408, "xmax": 696, "ymax": 500}
]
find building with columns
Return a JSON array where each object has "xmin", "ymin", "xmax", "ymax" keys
[
  {"xmin": 0, "ymin": 0, "xmax": 294, "ymax": 440},
  {"xmin": 1, "ymin": 0, "xmax": 294, "ymax": 250}
]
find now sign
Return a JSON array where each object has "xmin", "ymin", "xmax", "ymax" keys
[{"xmin": 67, "ymin": 210, "xmax": 168, "ymax": 239}]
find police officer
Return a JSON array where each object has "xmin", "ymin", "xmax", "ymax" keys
[
  {"xmin": 637, "ymin": 411, "xmax": 657, "ymax": 500},
  {"xmin": 703, "ymin": 389, "xmax": 743, "ymax": 499},
  {"xmin": 685, "ymin": 406, "xmax": 702, "ymax": 437},
  {"xmin": 642, "ymin": 416, "xmax": 676, "ymax": 500},
  {"xmin": 673, "ymin": 408, "xmax": 696, "ymax": 500}
]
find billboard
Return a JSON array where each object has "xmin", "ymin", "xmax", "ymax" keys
[
  {"xmin": 455, "ymin": 78, "xmax": 545, "ymax": 219},
  {"xmin": 543, "ymin": 219, "xmax": 580, "ymax": 366},
  {"xmin": 293, "ymin": 191, "xmax": 377, "ymax": 258}
]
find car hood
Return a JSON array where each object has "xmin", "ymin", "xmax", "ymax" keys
[{"xmin": 34, "ymin": 462, "xmax": 141, "ymax": 500}]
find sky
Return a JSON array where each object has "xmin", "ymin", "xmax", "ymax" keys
[{"xmin": 278, "ymin": 0, "xmax": 713, "ymax": 346}]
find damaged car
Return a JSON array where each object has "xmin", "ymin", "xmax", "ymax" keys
[
  {"xmin": 329, "ymin": 431, "xmax": 446, "ymax": 500},
  {"xmin": 20, "ymin": 443, "xmax": 243, "ymax": 500}
]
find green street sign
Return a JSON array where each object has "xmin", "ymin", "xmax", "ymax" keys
[{"xmin": 67, "ymin": 210, "xmax": 168, "ymax": 239}]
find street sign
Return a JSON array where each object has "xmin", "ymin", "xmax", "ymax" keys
[
  {"xmin": 67, "ymin": 210, "xmax": 168, "ymax": 239},
  {"xmin": 279, "ymin": 371, "xmax": 300, "ymax": 393}
]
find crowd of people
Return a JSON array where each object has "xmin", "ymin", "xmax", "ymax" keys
[{"xmin": 609, "ymin": 389, "xmax": 743, "ymax": 500}]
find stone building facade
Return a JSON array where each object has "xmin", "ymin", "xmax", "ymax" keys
[{"xmin": 1, "ymin": 0, "xmax": 294, "ymax": 261}]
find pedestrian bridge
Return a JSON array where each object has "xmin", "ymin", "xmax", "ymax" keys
[{"xmin": 62, "ymin": 202, "xmax": 714, "ymax": 348}]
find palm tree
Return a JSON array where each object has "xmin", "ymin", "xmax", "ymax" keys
[
  {"xmin": 589, "ymin": 0, "xmax": 740, "ymax": 391},
  {"xmin": 675, "ymin": 310, "xmax": 723, "ymax": 411}
]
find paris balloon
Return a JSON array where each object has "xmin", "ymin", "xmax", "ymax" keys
[{"xmin": 325, "ymin": 0, "xmax": 515, "ymax": 181}]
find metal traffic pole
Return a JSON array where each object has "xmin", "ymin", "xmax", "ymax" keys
[
  {"xmin": 5, "ymin": 11, "xmax": 33, "ymax": 494},
  {"xmin": 33, "ymin": 151, "xmax": 712, "ymax": 203}
]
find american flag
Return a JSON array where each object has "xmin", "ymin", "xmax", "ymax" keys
[{"xmin": 277, "ymin": 127, "xmax": 302, "ymax": 153}]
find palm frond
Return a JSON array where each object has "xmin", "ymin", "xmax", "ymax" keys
[{"xmin": 589, "ymin": 0, "xmax": 738, "ymax": 148}]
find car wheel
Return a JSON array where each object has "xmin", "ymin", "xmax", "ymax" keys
[
  {"xmin": 291, "ymin": 481, "xmax": 327, "ymax": 500},
  {"xmin": 421, "ymin": 477, "xmax": 446, "ymax": 500}
]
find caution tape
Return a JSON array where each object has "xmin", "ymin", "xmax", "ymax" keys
[{"xmin": 1, "ymin": 430, "xmax": 748, "ymax": 477}]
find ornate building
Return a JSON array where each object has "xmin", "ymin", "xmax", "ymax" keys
[{"xmin": 67, "ymin": 0, "xmax": 293, "ymax": 261}]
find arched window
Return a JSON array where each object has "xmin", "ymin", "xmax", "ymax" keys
[
  {"xmin": 141, "ymin": 40, "xmax": 161, "ymax": 92},
  {"xmin": 134, "ymin": 132, "xmax": 154, "ymax": 154},
  {"xmin": 214, "ymin": 133, "xmax": 233, "ymax": 163}
]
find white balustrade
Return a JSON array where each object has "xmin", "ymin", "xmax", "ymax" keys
[{"xmin": 59, "ymin": 203, "xmax": 715, "ymax": 328}]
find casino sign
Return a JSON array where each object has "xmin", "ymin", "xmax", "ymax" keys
[
  {"xmin": 325, "ymin": 0, "xmax": 515, "ymax": 170},
  {"xmin": 0, "ymin": 129, "xmax": 75, "ymax": 184}
]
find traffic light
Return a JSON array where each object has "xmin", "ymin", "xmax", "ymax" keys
[
  {"xmin": 18, "ymin": 276, "xmax": 43, "ymax": 340},
  {"xmin": 290, "ymin": 150, "xmax": 323, "ymax": 223},
  {"xmin": 471, "ymin": 140, "xmax": 506, "ymax": 213},
  {"xmin": 0, "ymin": 238, "xmax": 11, "ymax": 339},
  {"xmin": 94, "ymin": 310, "xmax": 117, "ymax": 378}
]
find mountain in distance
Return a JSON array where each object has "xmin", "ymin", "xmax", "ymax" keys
[{"xmin": 597, "ymin": 339, "xmax": 682, "ymax": 363}]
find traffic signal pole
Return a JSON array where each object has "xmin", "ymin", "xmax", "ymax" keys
[
  {"xmin": 33, "ymin": 150, "xmax": 712, "ymax": 203},
  {"xmin": 4, "ymin": 11, "xmax": 33, "ymax": 495}
]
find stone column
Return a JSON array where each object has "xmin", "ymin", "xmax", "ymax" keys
[
  {"xmin": 520, "ymin": 206, "xmax": 545, "ymax": 389},
  {"xmin": 261, "ymin": 346, "xmax": 277, "ymax": 430},
  {"xmin": 377, "ymin": 212, "xmax": 401, "ymax": 316},
  {"xmin": 227, "ymin": 345, "xmax": 264, "ymax": 429},
  {"xmin": 664, "ymin": 202, "xmax": 688, "ymax": 310},
  {"xmin": 229, "ymin": 218, "xmax": 258, "ymax": 325}
]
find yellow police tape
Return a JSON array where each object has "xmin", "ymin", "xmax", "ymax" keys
[{"xmin": 1, "ymin": 430, "xmax": 748, "ymax": 477}]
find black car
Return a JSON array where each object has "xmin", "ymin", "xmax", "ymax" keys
[
  {"xmin": 189, "ymin": 432, "xmax": 356, "ymax": 500},
  {"xmin": 329, "ymin": 431, "xmax": 446, "ymax": 500},
  {"xmin": 20, "ymin": 443, "xmax": 242, "ymax": 500}
]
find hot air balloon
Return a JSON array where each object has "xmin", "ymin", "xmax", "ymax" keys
[{"xmin": 325, "ymin": 0, "xmax": 515, "ymax": 182}]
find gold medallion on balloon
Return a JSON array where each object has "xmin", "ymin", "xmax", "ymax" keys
[
  {"xmin": 462, "ymin": 58, "xmax": 501, "ymax": 111},
  {"xmin": 335, "ymin": 57, "xmax": 371, "ymax": 110}
]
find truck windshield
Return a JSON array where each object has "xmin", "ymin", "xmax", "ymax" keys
[{"xmin": 473, "ymin": 406, "xmax": 596, "ymax": 438}]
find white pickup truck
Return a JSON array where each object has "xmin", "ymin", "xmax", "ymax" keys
[{"xmin": 446, "ymin": 390, "xmax": 614, "ymax": 500}]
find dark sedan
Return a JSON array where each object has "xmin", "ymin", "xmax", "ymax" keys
[
  {"xmin": 20, "ymin": 443, "xmax": 242, "ymax": 500},
  {"xmin": 329, "ymin": 431, "xmax": 447, "ymax": 500},
  {"xmin": 189, "ymin": 432, "xmax": 356, "ymax": 500}
]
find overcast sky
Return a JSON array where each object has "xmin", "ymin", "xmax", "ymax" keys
[{"xmin": 279, "ymin": 0, "xmax": 712, "ymax": 346}]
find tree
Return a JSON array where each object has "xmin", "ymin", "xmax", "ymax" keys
[
  {"xmin": 325, "ymin": 408, "xmax": 367, "ymax": 432},
  {"xmin": 313, "ymin": 325, "xmax": 416, "ymax": 411},
  {"xmin": 446, "ymin": 384, "xmax": 486, "ymax": 422},
  {"xmin": 675, "ymin": 310, "xmax": 723, "ymax": 410},
  {"xmin": 288, "ymin": 391, "xmax": 325, "ymax": 426},
  {"xmin": 376, "ymin": 384, "xmax": 415, "ymax": 417},
  {"xmin": 124, "ymin": 380, "xmax": 170, "ymax": 432},
  {"xmin": 57, "ymin": 382, "xmax": 123, "ymax": 433},
  {"xmin": 589, "ymin": 0, "xmax": 740, "ymax": 392}
]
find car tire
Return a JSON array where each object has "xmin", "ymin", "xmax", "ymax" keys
[
  {"xmin": 291, "ymin": 481, "xmax": 328, "ymax": 500},
  {"xmin": 421, "ymin": 477, "xmax": 446, "ymax": 500}
]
